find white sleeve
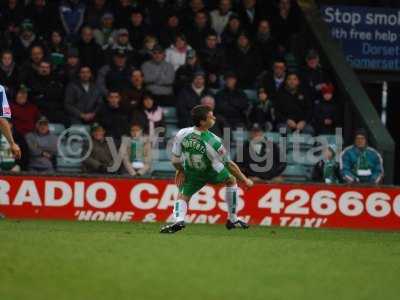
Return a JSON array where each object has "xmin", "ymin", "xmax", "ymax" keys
[
  {"xmin": 171, "ymin": 129, "xmax": 188, "ymax": 157},
  {"xmin": 0, "ymin": 86, "xmax": 11, "ymax": 119}
]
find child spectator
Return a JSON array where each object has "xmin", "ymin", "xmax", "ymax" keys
[
  {"xmin": 82, "ymin": 123, "xmax": 115, "ymax": 174},
  {"xmin": 247, "ymin": 87, "xmax": 275, "ymax": 131},
  {"xmin": 312, "ymin": 144, "xmax": 340, "ymax": 184},
  {"xmin": 132, "ymin": 93, "xmax": 165, "ymax": 140},
  {"xmin": 313, "ymin": 83, "xmax": 338, "ymax": 135},
  {"xmin": 121, "ymin": 123, "xmax": 152, "ymax": 176},
  {"xmin": 10, "ymin": 85, "xmax": 40, "ymax": 136}
]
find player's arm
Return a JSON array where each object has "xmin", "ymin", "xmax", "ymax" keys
[
  {"xmin": 0, "ymin": 118, "xmax": 21, "ymax": 159},
  {"xmin": 227, "ymin": 160, "xmax": 253, "ymax": 188},
  {"xmin": 172, "ymin": 155, "xmax": 185, "ymax": 187}
]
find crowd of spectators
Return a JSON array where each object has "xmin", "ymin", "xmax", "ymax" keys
[{"xmin": 0, "ymin": 0, "xmax": 384, "ymax": 183}]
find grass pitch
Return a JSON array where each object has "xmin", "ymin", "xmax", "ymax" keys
[{"xmin": 1, "ymin": 220, "xmax": 400, "ymax": 300}]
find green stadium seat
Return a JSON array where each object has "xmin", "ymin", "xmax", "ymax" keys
[
  {"xmin": 56, "ymin": 156, "xmax": 82, "ymax": 173},
  {"xmin": 68, "ymin": 124, "xmax": 90, "ymax": 133},
  {"xmin": 316, "ymin": 134, "xmax": 342, "ymax": 146},
  {"xmin": 162, "ymin": 106, "xmax": 177, "ymax": 121},
  {"xmin": 232, "ymin": 130, "xmax": 248, "ymax": 143},
  {"xmin": 49, "ymin": 123, "xmax": 66, "ymax": 136},
  {"xmin": 287, "ymin": 133, "xmax": 314, "ymax": 150},
  {"xmin": 266, "ymin": 132, "xmax": 281, "ymax": 143},
  {"xmin": 282, "ymin": 164, "xmax": 310, "ymax": 182},
  {"xmin": 151, "ymin": 161, "xmax": 175, "ymax": 177},
  {"xmin": 286, "ymin": 150, "xmax": 320, "ymax": 166},
  {"xmin": 243, "ymin": 89, "xmax": 258, "ymax": 102},
  {"xmin": 166, "ymin": 124, "xmax": 179, "ymax": 138},
  {"xmin": 152, "ymin": 148, "xmax": 170, "ymax": 161}
]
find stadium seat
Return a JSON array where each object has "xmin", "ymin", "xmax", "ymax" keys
[
  {"xmin": 56, "ymin": 156, "xmax": 82, "ymax": 173},
  {"xmin": 166, "ymin": 124, "xmax": 179, "ymax": 138},
  {"xmin": 49, "ymin": 123, "xmax": 66, "ymax": 136},
  {"xmin": 162, "ymin": 107, "xmax": 177, "ymax": 122},
  {"xmin": 287, "ymin": 133, "xmax": 314, "ymax": 150},
  {"xmin": 316, "ymin": 134, "xmax": 342, "ymax": 146},
  {"xmin": 286, "ymin": 150, "xmax": 320, "ymax": 166},
  {"xmin": 243, "ymin": 89, "xmax": 258, "ymax": 102},
  {"xmin": 68, "ymin": 124, "xmax": 90, "ymax": 133},
  {"xmin": 232, "ymin": 129, "xmax": 248, "ymax": 143},
  {"xmin": 152, "ymin": 148, "xmax": 170, "ymax": 161},
  {"xmin": 282, "ymin": 164, "xmax": 311, "ymax": 182},
  {"xmin": 266, "ymin": 132, "xmax": 281, "ymax": 143}
]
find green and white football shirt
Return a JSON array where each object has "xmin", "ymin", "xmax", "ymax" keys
[{"xmin": 172, "ymin": 127, "xmax": 230, "ymax": 176}]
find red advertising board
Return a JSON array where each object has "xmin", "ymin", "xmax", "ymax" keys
[{"xmin": 1, "ymin": 175, "xmax": 400, "ymax": 230}]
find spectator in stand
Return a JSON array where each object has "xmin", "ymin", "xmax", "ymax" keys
[
  {"xmin": 165, "ymin": 34, "xmax": 193, "ymax": 71},
  {"xmin": 58, "ymin": 0, "xmax": 86, "ymax": 42},
  {"xmin": 186, "ymin": 10, "xmax": 212, "ymax": 51},
  {"xmin": 59, "ymin": 48, "xmax": 80, "ymax": 85},
  {"xmin": 93, "ymin": 12, "xmax": 115, "ymax": 47},
  {"xmin": 121, "ymin": 122, "xmax": 152, "ymax": 176},
  {"xmin": 65, "ymin": 65, "xmax": 103, "ymax": 124},
  {"xmin": 259, "ymin": 58, "xmax": 287, "ymax": 100},
  {"xmin": 182, "ymin": 0, "xmax": 206, "ymax": 28},
  {"xmin": 141, "ymin": 45, "xmax": 175, "ymax": 106},
  {"xmin": 103, "ymin": 28, "xmax": 135, "ymax": 65},
  {"xmin": 11, "ymin": 20, "xmax": 39, "ymax": 64},
  {"xmin": 25, "ymin": 116, "xmax": 58, "ymax": 172},
  {"xmin": 210, "ymin": 0, "xmax": 233, "ymax": 37},
  {"xmin": 82, "ymin": 123, "xmax": 115, "ymax": 174},
  {"xmin": 131, "ymin": 93, "xmax": 165, "ymax": 140},
  {"xmin": 147, "ymin": 0, "xmax": 175, "ymax": 31},
  {"xmin": 85, "ymin": 0, "xmax": 110, "ymax": 29},
  {"xmin": 247, "ymin": 87, "xmax": 275, "ymax": 131},
  {"xmin": 238, "ymin": 0, "xmax": 264, "ymax": 35},
  {"xmin": 26, "ymin": 60, "xmax": 66, "ymax": 124},
  {"xmin": 198, "ymin": 30, "xmax": 226, "ymax": 89},
  {"xmin": 121, "ymin": 69, "xmax": 146, "ymax": 113},
  {"xmin": 255, "ymin": 20, "xmax": 278, "ymax": 70},
  {"xmin": 25, "ymin": 0, "xmax": 56, "ymax": 39},
  {"xmin": 137, "ymin": 35, "xmax": 158, "ymax": 66},
  {"xmin": 1, "ymin": 0, "xmax": 25, "ymax": 33},
  {"xmin": 271, "ymin": 0, "xmax": 301, "ymax": 52},
  {"xmin": 174, "ymin": 49, "xmax": 203, "ymax": 94},
  {"xmin": 19, "ymin": 44, "xmax": 45, "ymax": 83},
  {"xmin": 177, "ymin": 70, "xmax": 210, "ymax": 128},
  {"xmin": 96, "ymin": 49, "xmax": 133, "ymax": 95},
  {"xmin": 127, "ymin": 8, "xmax": 150, "ymax": 49},
  {"xmin": 159, "ymin": 13, "xmax": 182, "ymax": 48},
  {"xmin": 221, "ymin": 14, "xmax": 243, "ymax": 49},
  {"xmin": 275, "ymin": 72, "xmax": 314, "ymax": 134},
  {"xmin": 76, "ymin": 26, "xmax": 103, "ymax": 72},
  {"xmin": 312, "ymin": 144, "xmax": 340, "ymax": 184},
  {"xmin": 340, "ymin": 129, "xmax": 384, "ymax": 184},
  {"xmin": 215, "ymin": 71, "xmax": 249, "ymax": 129},
  {"xmin": 237, "ymin": 123, "xmax": 286, "ymax": 182},
  {"xmin": 113, "ymin": 0, "xmax": 135, "ymax": 29},
  {"xmin": 97, "ymin": 90, "xmax": 130, "ymax": 146},
  {"xmin": 313, "ymin": 83, "xmax": 338, "ymax": 135},
  {"xmin": 10, "ymin": 85, "xmax": 40, "ymax": 136},
  {"xmin": 227, "ymin": 31, "xmax": 262, "ymax": 89},
  {"xmin": 201, "ymin": 95, "xmax": 228, "ymax": 138},
  {"xmin": 0, "ymin": 50, "xmax": 20, "ymax": 99},
  {"xmin": 47, "ymin": 30, "xmax": 69, "ymax": 69},
  {"xmin": 302, "ymin": 49, "xmax": 330, "ymax": 101}
]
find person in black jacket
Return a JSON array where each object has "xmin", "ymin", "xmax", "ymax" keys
[
  {"xmin": 301, "ymin": 49, "xmax": 330, "ymax": 102},
  {"xmin": 258, "ymin": 58, "xmax": 287, "ymax": 100},
  {"xmin": 215, "ymin": 71, "xmax": 249, "ymax": 129},
  {"xmin": 174, "ymin": 49, "xmax": 203, "ymax": 95},
  {"xmin": 198, "ymin": 30, "xmax": 227, "ymax": 89},
  {"xmin": 176, "ymin": 70, "xmax": 210, "ymax": 128},
  {"xmin": 0, "ymin": 50, "xmax": 20, "ymax": 99},
  {"xmin": 96, "ymin": 49, "xmax": 133, "ymax": 95},
  {"xmin": 254, "ymin": 19, "xmax": 278, "ymax": 71},
  {"xmin": 227, "ymin": 31, "xmax": 263, "ymax": 89},
  {"xmin": 247, "ymin": 87, "xmax": 275, "ymax": 131},
  {"xmin": 185, "ymin": 10, "xmax": 212, "ymax": 51},
  {"xmin": 26, "ymin": 60, "xmax": 66, "ymax": 125},
  {"xmin": 76, "ymin": 26, "xmax": 104, "ymax": 72},
  {"xmin": 312, "ymin": 144, "xmax": 340, "ymax": 184},
  {"xmin": 236, "ymin": 123, "xmax": 286, "ymax": 182},
  {"xmin": 96, "ymin": 90, "xmax": 130, "ymax": 147},
  {"xmin": 313, "ymin": 83, "xmax": 338, "ymax": 135},
  {"xmin": 275, "ymin": 72, "xmax": 314, "ymax": 134}
]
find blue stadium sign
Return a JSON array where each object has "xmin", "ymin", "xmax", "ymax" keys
[{"xmin": 321, "ymin": 5, "xmax": 400, "ymax": 71}]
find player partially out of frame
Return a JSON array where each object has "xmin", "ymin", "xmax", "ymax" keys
[
  {"xmin": 0, "ymin": 85, "xmax": 21, "ymax": 160},
  {"xmin": 160, "ymin": 105, "xmax": 254, "ymax": 234}
]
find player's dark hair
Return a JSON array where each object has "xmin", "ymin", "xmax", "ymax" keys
[{"xmin": 191, "ymin": 105, "xmax": 212, "ymax": 127}]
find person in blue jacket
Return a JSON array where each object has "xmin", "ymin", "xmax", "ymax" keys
[{"xmin": 340, "ymin": 129, "xmax": 384, "ymax": 184}]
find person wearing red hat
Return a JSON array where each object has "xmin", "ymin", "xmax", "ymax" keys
[{"xmin": 313, "ymin": 82, "xmax": 338, "ymax": 135}]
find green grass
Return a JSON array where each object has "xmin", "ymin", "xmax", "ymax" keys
[{"xmin": 1, "ymin": 220, "xmax": 400, "ymax": 300}]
